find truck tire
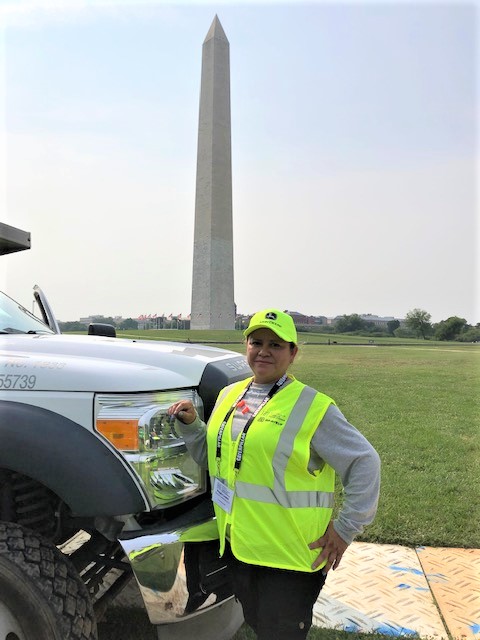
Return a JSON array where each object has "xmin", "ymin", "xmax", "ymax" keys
[{"xmin": 0, "ymin": 522, "xmax": 97, "ymax": 640}]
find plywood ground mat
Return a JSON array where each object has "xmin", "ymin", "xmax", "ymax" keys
[
  {"xmin": 417, "ymin": 547, "xmax": 480, "ymax": 640},
  {"xmin": 313, "ymin": 542, "xmax": 479, "ymax": 639}
]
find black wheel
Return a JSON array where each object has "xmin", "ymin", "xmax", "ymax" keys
[{"xmin": 0, "ymin": 521, "xmax": 97, "ymax": 640}]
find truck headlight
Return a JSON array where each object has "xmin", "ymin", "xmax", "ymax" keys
[{"xmin": 95, "ymin": 391, "xmax": 204, "ymax": 508}]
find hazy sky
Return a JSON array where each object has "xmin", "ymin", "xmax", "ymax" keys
[{"xmin": 1, "ymin": 0, "xmax": 478, "ymax": 324}]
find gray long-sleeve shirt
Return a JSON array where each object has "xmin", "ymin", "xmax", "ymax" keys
[{"xmin": 176, "ymin": 378, "xmax": 380, "ymax": 545}]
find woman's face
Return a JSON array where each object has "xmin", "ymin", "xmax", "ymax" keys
[{"xmin": 246, "ymin": 328, "xmax": 298, "ymax": 384}]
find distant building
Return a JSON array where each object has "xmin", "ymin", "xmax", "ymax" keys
[
  {"xmin": 284, "ymin": 311, "xmax": 316, "ymax": 328},
  {"xmin": 360, "ymin": 314, "xmax": 406, "ymax": 328},
  {"xmin": 327, "ymin": 314, "xmax": 405, "ymax": 328},
  {"xmin": 79, "ymin": 315, "xmax": 123, "ymax": 326},
  {"xmin": 137, "ymin": 314, "xmax": 190, "ymax": 330}
]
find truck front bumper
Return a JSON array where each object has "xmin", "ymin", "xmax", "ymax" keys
[{"xmin": 118, "ymin": 501, "xmax": 240, "ymax": 628}]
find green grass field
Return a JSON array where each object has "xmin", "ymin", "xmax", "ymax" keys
[
  {"xmin": 92, "ymin": 335, "xmax": 479, "ymax": 640},
  {"xmin": 291, "ymin": 343, "xmax": 480, "ymax": 549}
]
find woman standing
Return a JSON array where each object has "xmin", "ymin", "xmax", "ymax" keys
[{"xmin": 168, "ymin": 309, "xmax": 380, "ymax": 640}]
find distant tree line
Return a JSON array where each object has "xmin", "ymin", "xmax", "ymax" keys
[
  {"xmin": 59, "ymin": 317, "xmax": 138, "ymax": 332},
  {"xmin": 321, "ymin": 309, "xmax": 479, "ymax": 342},
  {"xmin": 403, "ymin": 309, "xmax": 479, "ymax": 342},
  {"xmin": 58, "ymin": 310, "xmax": 479, "ymax": 343},
  {"xmin": 334, "ymin": 314, "xmax": 402, "ymax": 336}
]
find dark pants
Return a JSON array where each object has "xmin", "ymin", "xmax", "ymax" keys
[{"xmin": 224, "ymin": 545, "xmax": 327, "ymax": 640}]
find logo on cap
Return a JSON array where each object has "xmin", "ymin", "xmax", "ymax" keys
[{"xmin": 265, "ymin": 312, "xmax": 277, "ymax": 320}]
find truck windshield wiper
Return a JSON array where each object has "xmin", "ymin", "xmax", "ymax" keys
[
  {"xmin": 26, "ymin": 329, "xmax": 52, "ymax": 334},
  {"xmin": 0, "ymin": 328, "xmax": 27, "ymax": 334},
  {"xmin": 0, "ymin": 328, "xmax": 48, "ymax": 334}
]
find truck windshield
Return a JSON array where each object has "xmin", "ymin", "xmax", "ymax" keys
[{"xmin": 0, "ymin": 291, "xmax": 54, "ymax": 334}]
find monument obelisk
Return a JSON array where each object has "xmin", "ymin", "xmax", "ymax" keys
[{"xmin": 190, "ymin": 16, "xmax": 235, "ymax": 330}]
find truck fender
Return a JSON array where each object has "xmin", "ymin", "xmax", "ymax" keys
[{"xmin": 0, "ymin": 400, "xmax": 147, "ymax": 516}]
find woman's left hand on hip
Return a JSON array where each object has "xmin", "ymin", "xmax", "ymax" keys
[{"xmin": 308, "ymin": 520, "xmax": 348, "ymax": 573}]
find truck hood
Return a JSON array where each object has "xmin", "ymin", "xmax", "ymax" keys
[{"xmin": 0, "ymin": 334, "xmax": 249, "ymax": 392}]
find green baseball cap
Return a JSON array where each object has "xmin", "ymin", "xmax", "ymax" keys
[{"xmin": 243, "ymin": 309, "xmax": 297, "ymax": 345}]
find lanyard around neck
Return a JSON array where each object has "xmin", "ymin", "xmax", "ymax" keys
[{"xmin": 215, "ymin": 373, "xmax": 288, "ymax": 472}]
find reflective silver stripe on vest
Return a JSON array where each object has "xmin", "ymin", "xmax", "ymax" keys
[
  {"xmin": 235, "ymin": 385, "xmax": 334, "ymax": 509},
  {"xmin": 234, "ymin": 482, "xmax": 334, "ymax": 508}
]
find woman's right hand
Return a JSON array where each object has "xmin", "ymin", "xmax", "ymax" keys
[{"xmin": 167, "ymin": 400, "xmax": 197, "ymax": 425}]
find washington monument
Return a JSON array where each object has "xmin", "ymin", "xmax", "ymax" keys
[{"xmin": 190, "ymin": 16, "xmax": 235, "ymax": 330}]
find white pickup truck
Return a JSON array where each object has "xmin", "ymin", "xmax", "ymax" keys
[{"xmin": 0, "ymin": 222, "xmax": 250, "ymax": 640}]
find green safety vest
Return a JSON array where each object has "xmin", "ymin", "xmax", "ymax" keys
[{"xmin": 206, "ymin": 376, "xmax": 335, "ymax": 572}]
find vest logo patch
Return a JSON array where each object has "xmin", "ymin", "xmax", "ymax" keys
[{"xmin": 257, "ymin": 411, "xmax": 287, "ymax": 427}]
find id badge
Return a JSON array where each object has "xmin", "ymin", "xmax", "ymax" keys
[{"xmin": 212, "ymin": 477, "xmax": 234, "ymax": 514}]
